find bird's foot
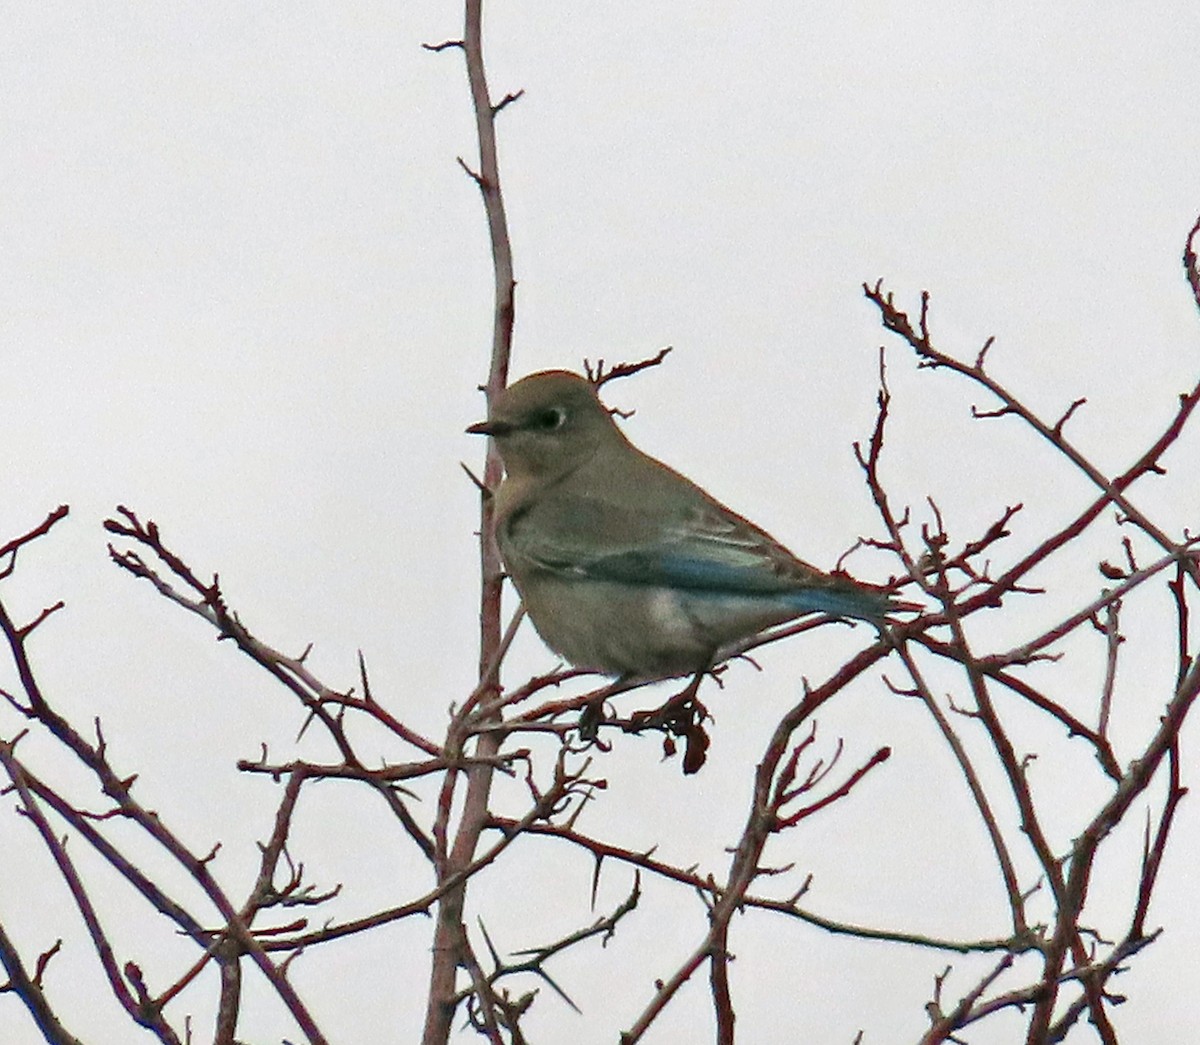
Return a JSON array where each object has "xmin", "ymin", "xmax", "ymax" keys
[
  {"xmin": 626, "ymin": 672, "xmax": 712, "ymax": 774},
  {"xmin": 577, "ymin": 694, "xmax": 607, "ymax": 741}
]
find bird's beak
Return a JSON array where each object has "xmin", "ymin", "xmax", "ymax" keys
[{"xmin": 466, "ymin": 419, "xmax": 510, "ymax": 436}]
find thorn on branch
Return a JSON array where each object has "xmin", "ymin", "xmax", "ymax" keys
[
  {"xmin": 1184, "ymin": 212, "xmax": 1200, "ymax": 313},
  {"xmin": 1008, "ymin": 583, "xmax": 1046, "ymax": 597},
  {"xmin": 124, "ymin": 961, "xmax": 151, "ymax": 1004},
  {"xmin": 358, "ymin": 650, "xmax": 374, "ymax": 706},
  {"xmin": 975, "ymin": 336, "xmax": 996, "ymax": 371},
  {"xmin": 755, "ymin": 860, "xmax": 796, "ymax": 878},
  {"xmin": 924, "ymin": 498, "xmax": 949, "ymax": 544},
  {"xmin": 971, "ymin": 403, "xmax": 1016, "ymax": 421},
  {"xmin": 33, "ymin": 939, "xmax": 63, "ymax": 986},
  {"xmin": 421, "ymin": 39, "xmax": 465, "ymax": 52},
  {"xmin": 492, "ymin": 89, "xmax": 525, "ymax": 115},
  {"xmin": 461, "ymin": 461, "xmax": 490, "ymax": 496},
  {"xmin": 882, "ymin": 673, "xmax": 921, "ymax": 699},
  {"xmin": 17, "ymin": 601, "xmax": 65, "ymax": 638},
  {"xmin": 785, "ymin": 874, "xmax": 814, "ymax": 905},
  {"xmin": 0, "ymin": 505, "xmax": 70, "ymax": 579},
  {"xmin": 1052, "ymin": 397, "xmax": 1088, "ymax": 439},
  {"xmin": 946, "ymin": 693, "xmax": 982, "ymax": 719},
  {"xmin": 456, "ymin": 155, "xmax": 485, "ymax": 188},
  {"xmin": 1018, "ymin": 877, "xmax": 1045, "ymax": 904}
]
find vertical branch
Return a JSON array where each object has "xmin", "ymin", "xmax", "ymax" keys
[
  {"xmin": 424, "ymin": 1, "xmax": 518, "ymax": 1041},
  {"xmin": 466, "ymin": 0, "xmax": 517, "ymax": 410}
]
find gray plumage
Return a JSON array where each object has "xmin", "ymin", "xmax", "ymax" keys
[{"xmin": 468, "ymin": 370, "xmax": 892, "ymax": 679}]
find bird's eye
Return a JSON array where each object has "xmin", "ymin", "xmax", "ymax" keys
[{"xmin": 531, "ymin": 407, "xmax": 567, "ymax": 431}]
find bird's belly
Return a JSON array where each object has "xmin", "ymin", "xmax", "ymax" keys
[{"xmin": 518, "ymin": 575, "xmax": 796, "ymax": 679}]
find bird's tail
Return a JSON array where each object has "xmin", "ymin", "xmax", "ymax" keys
[{"xmin": 788, "ymin": 581, "xmax": 910, "ymax": 622}]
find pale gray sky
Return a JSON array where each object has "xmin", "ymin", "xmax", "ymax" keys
[{"xmin": 3, "ymin": 3, "xmax": 1199, "ymax": 1042}]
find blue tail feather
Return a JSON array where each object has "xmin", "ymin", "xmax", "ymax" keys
[{"xmin": 784, "ymin": 585, "xmax": 893, "ymax": 621}]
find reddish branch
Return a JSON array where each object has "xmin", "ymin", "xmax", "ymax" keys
[
  {"xmin": 863, "ymin": 281, "xmax": 1200, "ymax": 597},
  {"xmin": 861, "ymin": 267, "xmax": 1200, "ymax": 1042},
  {"xmin": 0, "ymin": 599, "xmax": 330, "ymax": 1043},
  {"xmin": 0, "ymin": 924, "xmax": 84, "ymax": 1045},
  {"xmin": 585, "ymin": 345, "xmax": 674, "ymax": 387},
  {"xmin": 421, "ymin": 0, "xmax": 520, "ymax": 1039}
]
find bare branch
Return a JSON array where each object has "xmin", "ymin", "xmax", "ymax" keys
[
  {"xmin": 584, "ymin": 346, "xmax": 674, "ymax": 387},
  {"xmin": 1184, "ymin": 211, "xmax": 1200, "ymax": 314}
]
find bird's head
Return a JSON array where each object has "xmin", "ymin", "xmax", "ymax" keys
[{"xmin": 467, "ymin": 370, "xmax": 622, "ymax": 479}]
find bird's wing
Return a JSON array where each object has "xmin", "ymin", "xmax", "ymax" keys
[{"xmin": 506, "ymin": 490, "xmax": 848, "ymax": 596}]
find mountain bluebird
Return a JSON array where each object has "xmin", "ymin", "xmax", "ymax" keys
[{"xmin": 468, "ymin": 370, "xmax": 895, "ymax": 681}]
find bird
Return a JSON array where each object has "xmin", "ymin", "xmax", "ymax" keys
[{"xmin": 467, "ymin": 370, "xmax": 896, "ymax": 682}]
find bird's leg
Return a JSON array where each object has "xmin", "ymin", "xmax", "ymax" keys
[
  {"xmin": 578, "ymin": 674, "xmax": 636, "ymax": 741},
  {"xmin": 626, "ymin": 668, "xmax": 713, "ymax": 774},
  {"xmin": 577, "ymin": 693, "xmax": 607, "ymax": 741},
  {"xmin": 670, "ymin": 668, "xmax": 706, "ymax": 715},
  {"xmin": 627, "ymin": 669, "xmax": 707, "ymax": 730}
]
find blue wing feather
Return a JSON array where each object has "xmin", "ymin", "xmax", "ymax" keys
[
  {"xmin": 506, "ymin": 487, "xmax": 893, "ymax": 620},
  {"xmin": 572, "ymin": 545, "xmax": 892, "ymax": 619}
]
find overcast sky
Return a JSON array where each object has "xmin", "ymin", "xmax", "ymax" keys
[{"xmin": 3, "ymin": 3, "xmax": 1200, "ymax": 1043}]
